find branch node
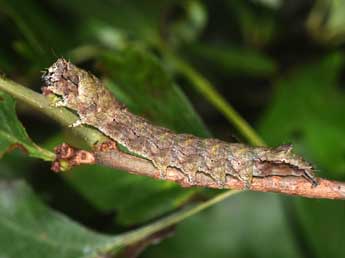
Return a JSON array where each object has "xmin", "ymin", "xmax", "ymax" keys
[{"xmin": 52, "ymin": 143, "xmax": 96, "ymax": 172}]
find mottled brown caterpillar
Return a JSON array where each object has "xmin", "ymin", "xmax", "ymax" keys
[{"xmin": 42, "ymin": 59, "xmax": 317, "ymax": 188}]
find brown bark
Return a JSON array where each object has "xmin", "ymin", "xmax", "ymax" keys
[{"xmin": 53, "ymin": 143, "xmax": 345, "ymax": 200}]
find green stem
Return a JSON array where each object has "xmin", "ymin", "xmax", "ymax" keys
[
  {"xmin": 164, "ymin": 52, "xmax": 265, "ymax": 147},
  {"xmin": 96, "ymin": 190, "xmax": 241, "ymax": 256},
  {"xmin": 0, "ymin": 76, "xmax": 107, "ymax": 147}
]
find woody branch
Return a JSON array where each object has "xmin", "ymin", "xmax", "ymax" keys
[{"xmin": 53, "ymin": 142, "xmax": 345, "ymax": 200}]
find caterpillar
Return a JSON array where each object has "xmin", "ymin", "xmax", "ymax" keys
[{"xmin": 42, "ymin": 59, "xmax": 317, "ymax": 188}]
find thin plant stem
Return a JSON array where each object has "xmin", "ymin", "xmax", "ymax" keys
[
  {"xmin": 94, "ymin": 190, "xmax": 241, "ymax": 256},
  {"xmin": 161, "ymin": 49, "xmax": 265, "ymax": 147},
  {"xmin": 0, "ymin": 76, "xmax": 107, "ymax": 147}
]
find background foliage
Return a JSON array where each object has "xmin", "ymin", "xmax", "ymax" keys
[{"xmin": 0, "ymin": 0, "xmax": 344, "ymax": 257}]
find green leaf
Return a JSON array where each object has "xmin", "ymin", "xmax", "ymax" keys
[
  {"xmin": 0, "ymin": 151, "xmax": 36, "ymax": 180},
  {"xmin": 225, "ymin": 0, "xmax": 277, "ymax": 47},
  {"xmin": 293, "ymin": 198, "xmax": 345, "ymax": 258},
  {"xmin": 186, "ymin": 43, "xmax": 276, "ymax": 76},
  {"xmin": 0, "ymin": 180, "xmax": 113, "ymax": 258},
  {"xmin": 101, "ymin": 46, "xmax": 209, "ymax": 136},
  {"xmin": 144, "ymin": 193, "xmax": 302, "ymax": 258},
  {"xmin": 63, "ymin": 46, "xmax": 210, "ymax": 226},
  {"xmin": 52, "ymin": 0, "xmax": 168, "ymax": 46},
  {"xmin": 258, "ymin": 53, "xmax": 345, "ymax": 258},
  {"xmin": 259, "ymin": 53, "xmax": 345, "ymax": 177},
  {"xmin": 0, "ymin": 48, "xmax": 13, "ymax": 73},
  {"xmin": 0, "ymin": 0, "xmax": 72, "ymax": 66},
  {"xmin": 165, "ymin": 0, "xmax": 207, "ymax": 47},
  {"xmin": 0, "ymin": 91, "xmax": 54, "ymax": 161},
  {"xmin": 64, "ymin": 166, "xmax": 196, "ymax": 226},
  {"xmin": 53, "ymin": 0, "xmax": 207, "ymax": 50}
]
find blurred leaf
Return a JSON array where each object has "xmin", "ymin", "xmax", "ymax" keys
[
  {"xmin": 143, "ymin": 193, "xmax": 302, "ymax": 258},
  {"xmin": 79, "ymin": 23, "xmax": 129, "ymax": 51},
  {"xmin": 0, "ymin": 151, "xmax": 36, "ymax": 180},
  {"xmin": 0, "ymin": 91, "xmax": 54, "ymax": 161},
  {"xmin": 186, "ymin": 43, "xmax": 276, "ymax": 76},
  {"xmin": 259, "ymin": 53, "xmax": 345, "ymax": 177},
  {"xmin": 0, "ymin": 0, "xmax": 44, "ymax": 55},
  {"xmin": 225, "ymin": 0, "xmax": 277, "ymax": 47},
  {"xmin": 0, "ymin": 180, "xmax": 112, "ymax": 258},
  {"xmin": 65, "ymin": 166, "xmax": 195, "ymax": 226},
  {"xmin": 259, "ymin": 53, "xmax": 345, "ymax": 258},
  {"xmin": 55, "ymin": 0, "xmax": 206, "ymax": 49},
  {"xmin": 165, "ymin": 0, "xmax": 207, "ymax": 47},
  {"xmin": 53, "ymin": 0, "xmax": 167, "ymax": 46},
  {"xmin": 252, "ymin": 0, "xmax": 283, "ymax": 9},
  {"xmin": 63, "ymin": 46, "xmax": 209, "ymax": 226},
  {"xmin": 100, "ymin": 46, "xmax": 209, "ymax": 136},
  {"xmin": 294, "ymin": 198, "xmax": 345, "ymax": 258},
  {"xmin": 0, "ymin": 155, "xmax": 19, "ymax": 180},
  {"xmin": 0, "ymin": 0, "xmax": 71, "ymax": 66},
  {"xmin": 0, "ymin": 48, "xmax": 13, "ymax": 73},
  {"xmin": 307, "ymin": 0, "xmax": 345, "ymax": 45}
]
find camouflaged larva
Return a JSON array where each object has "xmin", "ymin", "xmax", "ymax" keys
[{"xmin": 42, "ymin": 58, "xmax": 318, "ymax": 188}]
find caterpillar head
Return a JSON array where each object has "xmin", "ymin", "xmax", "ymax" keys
[
  {"xmin": 42, "ymin": 58, "xmax": 102, "ymax": 112},
  {"xmin": 42, "ymin": 58, "xmax": 79, "ymax": 97},
  {"xmin": 42, "ymin": 58, "xmax": 122, "ymax": 118}
]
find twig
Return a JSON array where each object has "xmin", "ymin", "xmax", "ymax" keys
[
  {"xmin": 0, "ymin": 76, "xmax": 108, "ymax": 146},
  {"xmin": 53, "ymin": 143, "xmax": 345, "ymax": 200}
]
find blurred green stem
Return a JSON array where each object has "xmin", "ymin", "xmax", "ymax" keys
[
  {"xmin": 97, "ymin": 189, "xmax": 241, "ymax": 256},
  {"xmin": 162, "ymin": 50, "xmax": 265, "ymax": 146},
  {"xmin": 0, "ymin": 76, "xmax": 107, "ymax": 147}
]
